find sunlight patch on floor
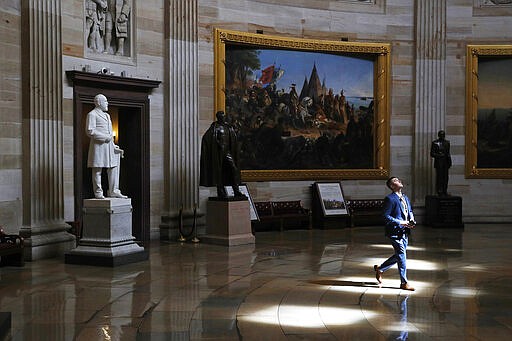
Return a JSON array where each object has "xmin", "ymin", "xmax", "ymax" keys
[
  {"xmin": 448, "ymin": 287, "xmax": 479, "ymax": 297},
  {"xmin": 240, "ymin": 304, "xmax": 375, "ymax": 327}
]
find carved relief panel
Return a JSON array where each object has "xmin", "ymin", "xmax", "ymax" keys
[
  {"xmin": 84, "ymin": 0, "xmax": 135, "ymax": 63},
  {"xmin": 249, "ymin": 0, "xmax": 384, "ymax": 13},
  {"xmin": 480, "ymin": 0, "xmax": 512, "ymax": 4},
  {"xmin": 474, "ymin": 0, "xmax": 512, "ymax": 15}
]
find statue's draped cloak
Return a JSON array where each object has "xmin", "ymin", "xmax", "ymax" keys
[{"xmin": 200, "ymin": 122, "xmax": 240, "ymax": 187}]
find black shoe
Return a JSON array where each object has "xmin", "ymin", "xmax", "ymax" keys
[
  {"xmin": 216, "ymin": 186, "xmax": 228, "ymax": 198},
  {"xmin": 374, "ymin": 265, "xmax": 382, "ymax": 284}
]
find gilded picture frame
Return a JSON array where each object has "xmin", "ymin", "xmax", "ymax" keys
[
  {"xmin": 466, "ymin": 45, "xmax": 512, "ymax": 178},
  {"xmin": 214, "ymin": 28, "xmax": 391, "ymax": 181}
]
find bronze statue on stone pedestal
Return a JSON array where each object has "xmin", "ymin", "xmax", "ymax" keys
[
  {"xmin": 200, "ymin": 111, "xmax": 244, "ymax": 198},
  {"xmin": 430, "ymin": 130, "xmax": 452, "ymax": 196}
]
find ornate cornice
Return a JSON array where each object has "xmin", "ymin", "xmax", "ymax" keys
[{"xmin": 66, "ymin": 71, "xmax": 160, "ymax": 93}]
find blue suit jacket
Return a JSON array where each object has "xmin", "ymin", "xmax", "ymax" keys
[{"xmin": 383, "ymin": 192, "xmax": 414, "ymax": 239}]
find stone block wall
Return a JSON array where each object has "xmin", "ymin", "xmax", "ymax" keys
[
  {"xmin": 197, "ymin": 0, "xmax": 416, "ymax": 210},
  {"xmin": 1, "ymin": 0, "xmax": 512, "ymax": 244},
  {"xmin": 0, "ymin": 3, "xmax": 22, "ymax": 233},
  {"xmin": 197, "ymin": 0, "xmax": 512, "ymax": 222}
]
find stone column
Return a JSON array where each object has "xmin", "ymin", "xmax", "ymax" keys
[
  {"xmin": 160, "ymin": 0, "xmax": 200, "ymax": 240},
  {"xmin": 413, "ymin": 0, "xmax": 447, "ymax": 205},
  {"xmin": 20, "ymin": 0, "xmax": 75, "ymax": 260}
]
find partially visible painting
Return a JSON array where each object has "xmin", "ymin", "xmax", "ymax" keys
[
  {"xmin": 214, "ymin": 29, "xmax": 391, "ymax": 181},
  {"xmin": 466, "ymin": 45, "xmax": 512, "ymax": 178}
]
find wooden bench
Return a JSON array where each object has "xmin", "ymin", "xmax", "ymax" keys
[
  {"xmin": 254, "ymin": 200, "xmax": 311, "ymax": 231},
  {"xmin": 0, "ymin": 227, "xmax": 24, "ymax": 267},
  {"xmin": 347, "ymin": 199, "xmax": 384, "ymax": 227}
]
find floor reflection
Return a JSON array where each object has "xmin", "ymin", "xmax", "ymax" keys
[
  {"xmin": 380, "ymin": 295, "xmax": 409, "ymax": 341},
  {"xmin": 1, "ymin": 224, "xmax": 512, "ymax": 340}
]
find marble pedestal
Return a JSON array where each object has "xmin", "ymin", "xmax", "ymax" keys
[
  {"xmin": 0, "ymin": 312, "xmax": 10, "ymax": 341},
  {"xmin": 65, "ymin": 198, "xmax": 148, "ymax": 266},
  {"xmin": 202, "ymin": 198, "xmax": 255, "ymax": 246},
  {"xmin": 425, "ymin": 195, "xmax": 464, "ymax": 228}
]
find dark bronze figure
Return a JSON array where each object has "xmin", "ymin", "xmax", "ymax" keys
[
  {"xmin": 430, "ymin": 130, "xmax": 452, "ymax": 196},
  {"xmin": 200, "ymin": 111, "xmax": 244, "ymax": 198}
]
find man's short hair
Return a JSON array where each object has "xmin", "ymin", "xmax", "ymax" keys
[{"xmin": 386, "ymin": 176, "xmax": 398, "ymax": 189}]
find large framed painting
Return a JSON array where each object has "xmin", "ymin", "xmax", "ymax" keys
[
  {"xmin": 466, "ymin": 45, "xmax": 512, "ymax": 178},
  {"xmin": 214, "ymin": 29, "xmax": 391, "ymax": 181}
]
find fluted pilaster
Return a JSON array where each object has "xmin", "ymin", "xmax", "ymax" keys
[
  {"xmin": 160, "ymin": 0, "xmax": 199, "ymax": 239},
  {"xmin": 413, "ymin": 0, "xmax": 447, "ymax": 204},
  {"xmin": 21, "ymin": 0, "xmax": 75, "ymax": 260}
]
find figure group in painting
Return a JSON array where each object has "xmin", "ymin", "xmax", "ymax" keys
[{"xmin": 223, "ymin": 65, "xmax": 374, "ymax": 171}]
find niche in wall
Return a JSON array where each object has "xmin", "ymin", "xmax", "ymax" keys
[{"xmin": 67, "ymin": 71, "xmax": 160, "ymax": 245}]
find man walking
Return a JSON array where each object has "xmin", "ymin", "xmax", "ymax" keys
[{"xmin": 374, "ymin": 177, "xmax": 416, "ymax": 291}]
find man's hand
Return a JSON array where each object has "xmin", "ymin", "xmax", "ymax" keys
[{"xmin": 400, "ymin": 220, "xmax": 415, "ymax": 228}]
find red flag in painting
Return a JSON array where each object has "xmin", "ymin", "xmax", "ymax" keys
[{"xmin": 259, "ymin": 65, "xmax": 275, "ymax": 85}]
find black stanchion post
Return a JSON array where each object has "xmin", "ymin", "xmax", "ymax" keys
[
  {"xmin": 177, "ymin": 204, "xmax": 186, "ymax": 242},
  {"xmin": 191, "ymin": 204, "xmax": 200, "ymax": 243}
]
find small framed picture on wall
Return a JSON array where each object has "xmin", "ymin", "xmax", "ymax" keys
[{"xmin": 314, "ymin": 182, "xmax": 349, "ymax": 216}]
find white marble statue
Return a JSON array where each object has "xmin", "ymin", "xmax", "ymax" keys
[{"xmin": 86, "ymin": 94, "xmax": 127, "ymax": 199}]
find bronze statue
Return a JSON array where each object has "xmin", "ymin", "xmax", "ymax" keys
[
  {"xmin": 430, "ymin": 130, "xmax": 452, "ymax": 196},
  {"xmin": 200, "ymin": 111, "xmax": 244, "ymax": 198}
]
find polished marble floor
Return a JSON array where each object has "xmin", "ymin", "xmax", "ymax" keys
[{"xmin": 1, "ymin": 223, "xmax": 512, "ymax": 340}]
